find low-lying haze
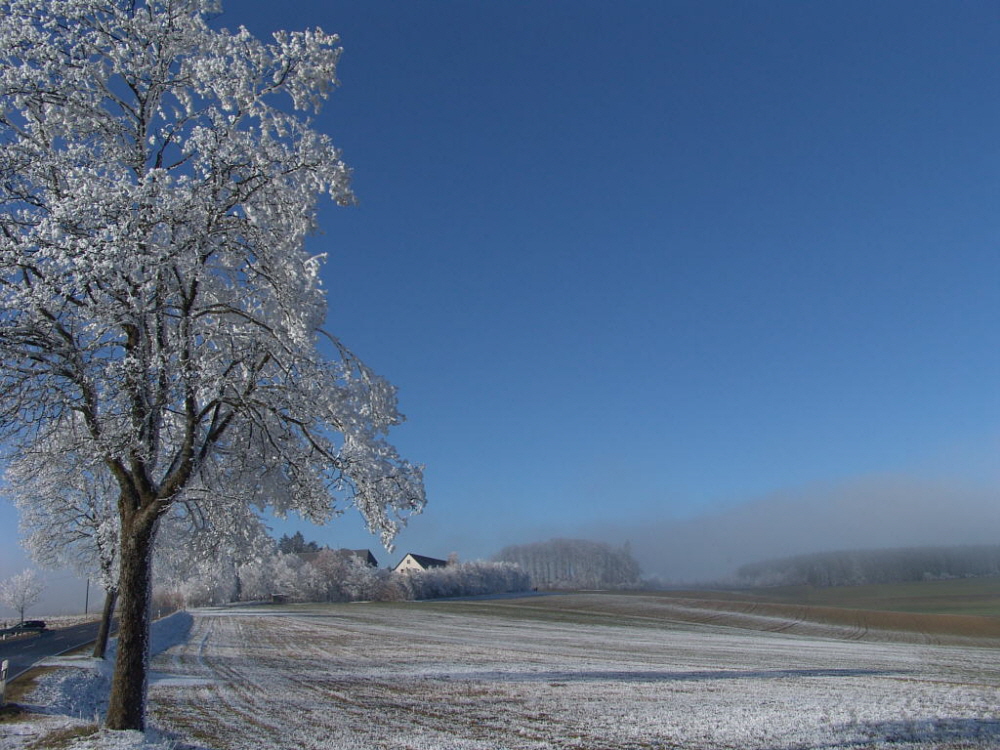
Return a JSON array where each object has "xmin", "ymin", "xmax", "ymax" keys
[{"xmin": 599, "ymin": 474, "xmax": 1000, "ymax": 584}]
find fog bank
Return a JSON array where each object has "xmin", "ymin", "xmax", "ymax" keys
[{"xmin": 592, "ymin": 474, "xmax": 1000, "ymax": 584}]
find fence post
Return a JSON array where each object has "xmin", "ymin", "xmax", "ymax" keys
[{"xmin": 1, "ymin": 659, "xmax": 8, "ymax": 706}]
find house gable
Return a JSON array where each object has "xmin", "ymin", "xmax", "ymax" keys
[{"xmin": 393, "ymin": 553, "xmax": 449, "ymax": 573}]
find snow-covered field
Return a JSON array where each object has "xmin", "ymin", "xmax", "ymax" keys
[{"xmin": 8, "ymin": 594, "xmax": 1000, "ymax": 749}]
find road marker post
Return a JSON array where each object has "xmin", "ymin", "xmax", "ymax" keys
[{"xmin": 1, "ymin": 659, "xmax": 8, "ymax": 706}]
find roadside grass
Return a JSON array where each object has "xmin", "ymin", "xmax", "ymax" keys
[
  {"xmin": 1, "ymin": 641, "xmax": 98, "ymax": 728},
  {"xmin": 24, "ymin": 723, "xmax": 100, "ymax": 750},
  {"xmin": 1, "ymin": 666, "xmax": 61, "ymax": 718}
]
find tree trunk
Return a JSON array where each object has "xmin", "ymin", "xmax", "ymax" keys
[
  {"xmin": 92, "ymin": 588, "xmax": 118, "ymax": 660},
  {"xmin": 105, "ymin": 513, "xmax": 159, "ymax": 731}
]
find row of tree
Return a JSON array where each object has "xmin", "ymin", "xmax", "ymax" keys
[
  {"xmin": 737, "ymin": 545, "xmax": 1000, "ymax": 588},
  {"xmin": 155, "ymin": 549, "xmax": 531, "ymax": 608},
  {"xmin": 277, "ymin": 532, "xmax": 322, "ymax": 554},
  {"xmin": 494, "ymin": 538, "xmax": 641, "ymax": 590}
]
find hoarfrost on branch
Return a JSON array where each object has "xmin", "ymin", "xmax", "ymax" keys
[{"xmin": 0, "ymin": 0, "xmax": 425, "ymax": 729}]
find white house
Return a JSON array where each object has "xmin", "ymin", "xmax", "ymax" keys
[{"xmin": 392, "ymin": 553, "xmax": 449, "ymax": 573}]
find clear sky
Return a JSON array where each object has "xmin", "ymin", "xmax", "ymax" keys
[{"xmin": 3, "ymin": 1, "xmax": 1000, "ymax": 612}]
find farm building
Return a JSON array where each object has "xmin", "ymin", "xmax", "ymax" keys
[
  {"xmin": 334, "ymin": 549, "xmax": 380, "ymax": 567},
  {"xmin": 296, "ymin": 548, "xmax": 380, "ymax": 567},
  {"xmin": 393, "ymin": 553, "xmax": 449, "ymax": 573}
]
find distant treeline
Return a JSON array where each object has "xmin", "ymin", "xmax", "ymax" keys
[
  {"xmin": 494, "ymin": 538, "xmax": 641, "ymax": 590},
  {"xmin": 737, "ymin": 545, "xmax": 1000, "ymax": 588},
  {"xmin": 156, "ymin": 549, "xmax": 531, "ymax": 609}
]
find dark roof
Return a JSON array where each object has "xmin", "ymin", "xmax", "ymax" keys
[
  {"xmin": 338, "ymin": 549, "xmax": 379, "ymax": 567},
  {"xmin": 296, "ymin": 548, "xmax": 379, "ymax": 567}
]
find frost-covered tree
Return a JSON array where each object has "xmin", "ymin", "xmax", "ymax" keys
[
  {"xmin": 155, "ymin": 488, "xmax": 276, "ymax": 576},
  {"xmin": 0, "ymin": 568, "xmax": 44, "ymax": 622},
  {"xmin": 167, "ymin": 557, "xmax": 237, "ymax": 607},
  {"xmin": 10, "ymin": 419, "xmax": 121, "ymax": 657},
  {"xmin": 234, "ymin": 554, "xmax": 279, "ymax": 602},
  {"xmin": 153, "ymin": 498, "xmax": 275, "ymax": 606},
  {"xmin": 495, "ymin": 539, "xmax": 641, "ymax": 590},
  {"xmin": 277, "ymin": 531, "xmax": 319, "ymax": 553},
  {"xmin": 12, "ymin": 418, "xmax": 276, "ymax": 658},
  {"xmin": 0, "ymin": 0, "xmax": 425, "ymax": 731},
  {"xmin": 402, "ymin": 560, "xmax": 531, "ymax": 600}
]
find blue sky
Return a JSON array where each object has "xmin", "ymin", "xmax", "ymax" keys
[{"xmin": 3, "ymin": 1, "xmax": 1000, "ymax": 611}]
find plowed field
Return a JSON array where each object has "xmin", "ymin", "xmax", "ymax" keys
[{"xmin": 143, "ymin": 593, "xmax": 1000, "ymax": 749}]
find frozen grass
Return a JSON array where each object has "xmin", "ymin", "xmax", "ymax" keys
[{"xmin": 7, "ymin": 595, "xmax": 1000, "ymax": 749}]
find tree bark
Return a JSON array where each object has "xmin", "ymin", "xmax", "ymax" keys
[
  {"xmin": 105, "ymin": 512, "xmax": 159, "ymax": 731},
  {"xmin": 92, "ymin": 588, "xmax": 117, "ymax": 660}
]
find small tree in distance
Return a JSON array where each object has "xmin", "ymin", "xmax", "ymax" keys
[
  {"xmin": 0, "ymin": 569, "xmax": 44, "ymax": 623},
  {"xmin": 13, "ymin": 421, "xmax": 277, "ymax": 659},
  {"xmin": 10, "ymin": 424, "xmax": 121, "ymax": 657},
  {"xmin": 0, "ymin": 0, "xmax": 425, "ymax": 731}
]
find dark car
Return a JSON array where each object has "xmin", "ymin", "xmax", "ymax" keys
[{"xmin": 11, "ymin": 620, "xmax": 46, "ymax": 632}]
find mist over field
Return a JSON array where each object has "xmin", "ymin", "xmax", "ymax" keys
[
  {"xmin": 8, "ymin": 470, "xmax": 1000, "ymax": 616},
  {"xmin": 591, "ymin": 474, "xmax": 1000, "ymax": 584}
]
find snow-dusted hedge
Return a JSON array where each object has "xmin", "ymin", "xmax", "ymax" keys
[
  {"xmin": 395, "ymin": 561, "xmax": 531, "ymax": 600},
  {"xmin": 157, "ymin": 551, "xmax": 531, "ymax": 607}
]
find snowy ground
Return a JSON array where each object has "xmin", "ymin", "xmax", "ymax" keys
[
  {"xmin": 6, "ymin": 594, "xmax": 1000, "ymax": 749},
  {"xmin": 2, "ymin": 611, "xmax": 192, "ymax": 750}
]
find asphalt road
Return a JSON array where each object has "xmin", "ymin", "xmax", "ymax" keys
[{"xmin": 0, "ymin": 621, "xmax": 109, "ymax": 682}]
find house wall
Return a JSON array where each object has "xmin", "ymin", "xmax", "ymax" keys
[{"xmin": 395, "ymin": 555, "xmax": 425, "ymax": 573}]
